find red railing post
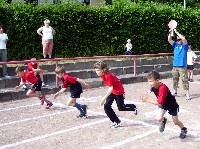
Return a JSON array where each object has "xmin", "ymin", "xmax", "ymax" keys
[
  {"xmin": 133, "ymin": 55, "xmax": 136, "ymax": 76},
  {"xmin": 55, "ymin": 60, "xmax": 58, "ymax": 87}
]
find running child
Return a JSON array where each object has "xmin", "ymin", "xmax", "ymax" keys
[
  {"xmin": 93, "ymin": 61, "xmax": 137, "ymax": 128},
  {"xmin": 141, "ymin": 70, "xmax": 187, "ymax": 139},
  {"xmin": 15, "ymin": 66, "xmax": 53, "ymax": 109},
  {"xmin": 187, "ymin": 45, "xmax": 197, "ymax": 82},
  {"xmin": 53, "ymin": 66, "xmax": 90, "ymax": 118},
  {"xmin": 27, "ymin": 58, "xmax": 47, "ymax": 86}
]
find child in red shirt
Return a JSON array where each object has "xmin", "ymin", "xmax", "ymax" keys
[
  {"xmin": 94, "ymin": 61, "xmax": 137, "ymax": 128},
  {"xmin": 141, "ymin": 70, "xmax": 187, "ymax": 139},
  {"xmin": 15, "ymin": 66, "xmax": 53, "ymax": 109},
  {"xmin": 53, "ymin": 66, "xmax": 91, "ymax": 118},
  {"xmin": 27, "ymin": 58, "xmax": 47, "ymax": 86}
]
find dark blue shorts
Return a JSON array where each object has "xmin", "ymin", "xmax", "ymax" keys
[
  {"xmin": 187, "ymin": 65, "xmax": 194, "ymax": 70},
  {"xmin": 31, "ymin": 80, "xmax": 42, "ymax": 92},
  {"xmin": 70, "ymin": 92, "xmax": 82, "ymax": 98},
  {"xmin": 158, "ymin": 105, "xmax": 179, "ymax": 116}
]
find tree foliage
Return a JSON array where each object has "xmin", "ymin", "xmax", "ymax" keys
[{"xmin": 0, "ymin": 0, "xmax": 199, "ymax": 60}]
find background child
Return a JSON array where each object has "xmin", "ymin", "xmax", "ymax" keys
[
  {"xmin": 124, "ymin": 39, "xmax": 133, "ymax": 55},
  {"xmin": 53, "ymin": 66, "xmax": 90, "ymax": 118},
  {"xmin": 141, "ymin": 70, "xmax": 187, "ymax": 139},
  {"xmin": 187, "ymin": 45, "xmax": 197, "ymax": 82},
  {"xmin": 93, "ymin": 61, "xmax": 137, "ymax": 128},
  {"xmin": 27, "ymin": 58, "xmax": 47, "ymax": 86},
  {"xmin": 15, "ymin": 66, "xmax": 53, "ymax": 109}
]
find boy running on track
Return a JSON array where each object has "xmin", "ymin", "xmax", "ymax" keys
[
  {"xmin": 93, "ymin": 61, "xmax": 137, "ymax": 128},
  {"xmin": 53, "ymin": 66, "xmax": 90, "ymax": 118},
  {"xmin": 141, "ymin": 70, "xmax": 187, "ymax": 139},
  {"xmin": 15, "ymin": 66, "xmax": 53, "ymax": 109},
  {"xmin": 27, "ymin": 58, "xmax": 46, "ymax": 86}
]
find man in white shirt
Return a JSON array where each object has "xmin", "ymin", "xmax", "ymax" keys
[
  {"xmin": 187, "ymin": 45, "xmax": 197, "ymax": 82},
  {"xmin": 0, "ymin": 24, "xmax": 9, "ymax": 77}
]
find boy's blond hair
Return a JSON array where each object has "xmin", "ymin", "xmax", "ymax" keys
[
  {"xmin": 31, "ymin": 58, "xmax": 36, "ymax": 60},
  {"xmin": 93, "ymin": 61, "xmax": 109, "ymax": 74},
  {"xmin": 15, "ymin": 66, "xmax": 24, "ymax": 73},
  {"xmin": 55, "ymin": 66, "xmax": 66, "ymax": 74}
]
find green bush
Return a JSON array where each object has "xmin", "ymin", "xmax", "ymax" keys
[{"xmin": 0, "ymin": 1, "xmax": 199, "ymax": 60}]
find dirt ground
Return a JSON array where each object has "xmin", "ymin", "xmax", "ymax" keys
[{"xmin": 0, "ymin": 76, "xmax": 200, "ymax": 149}]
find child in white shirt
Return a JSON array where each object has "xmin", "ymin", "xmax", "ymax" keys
[
  {"xmin": 187, "ymin": 45, "xmax": 197, "ymax": 82},
  {"xmin": 125, "ymin": 39, "xmax": 133, "ymax": 55}
]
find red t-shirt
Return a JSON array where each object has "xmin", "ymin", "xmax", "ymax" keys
[
  {"xmin": 154, "ymin": 83, "xmax": 168, "ymax": 105},
  {"xmin": 27, "ymin": 63, "xmax": 38, "ymax": 71},
  {"xmin": 61, "ymin": 73, "xmax": 77, "ymax": 88},
  {"xmin": 100, "ymin": 72, "xmax": 124, "ymax": 95},
  {"xmin": 21, "ymin": 71, "xmax": 38, "ymax": 84}
]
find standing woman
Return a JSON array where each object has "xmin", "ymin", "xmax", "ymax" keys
[
  {"xmin": 0, "ymin": 24, "xmax": 9, "ymax": 77},
  {"xmin": 37, "ymin": 19, "xmax": 55, "ymax": 59}
]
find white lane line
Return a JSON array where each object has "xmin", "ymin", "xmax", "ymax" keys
[
  {"xmin": 190, "ymin": 82, "xmax": 200, "ymax": 85},
  {"xmin": 88, "ymin": 110, "xmax": 158, "ymax": 129},
  {"xmin": 0, "ymin": 110, "xmax": 75, "ymax": 127},
  {"xmin": 100, "ymin": 129, "xmax": 158, "ymax": 149},
  {"xmin": 79, "ymin": 96, "xmax": 101, "ymax": 101},
  {"xmin": 0, "ymin": 103, "xmax": 40, "ymax": 112},
  {"xmin": 0, "ymin": 118, "xmax": 109, "ymax": 149},
  {"xmin": 0, "ymin": 102, "xmax": 75, "ymax": 127},
  {"xmin": 0, "ymin": 96, "xmax": 100, "ymax": 113}
]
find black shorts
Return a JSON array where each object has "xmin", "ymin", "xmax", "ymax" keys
[
  {"xmin": 187, "ymin": 65, "xmax": 194, "ymax": 70},
  {"xmin": 31, "ymin": 80, "xmax": 42, "ymax": 92},
  {"xmin": 70, "ymin": 92, "xmax": 82, "ymax": 98},
  {"xmin": 158, "ymin": 105, "xmax": 179, "ymax": 116}
]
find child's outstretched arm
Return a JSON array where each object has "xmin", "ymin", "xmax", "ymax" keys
[
  {"xmin": 15, "ymin": 81, "xmax": 25, "ymax": 90},
  {"xmin": 141, "ymin": 96, "xmax": 159, "ymax": 105},
  {"xmin": 32, "ymin": 68, "xmax": 48, "ymax": 73},
  {"xmin": 54, "ymin": 88, "xmax": 66, "ymax": 99},
  {"xmin": 77, "ymin": 78, "xmax": 91, "ymax": 89},
  {"xmin": 100, "ymin": 86, "xmax": 113, "ymax": 106}
]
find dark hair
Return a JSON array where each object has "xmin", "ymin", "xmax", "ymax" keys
[
  {"xmin": 146, "ymin": 70, "xmax": 160, "ymax": 80},
  {"xmin": 0, "ymin": 24, "xmax": 3, "ymax": 29}
]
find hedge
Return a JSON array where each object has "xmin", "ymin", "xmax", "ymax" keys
[{"xmin": 0, "ymin": 0, "xmax": 199, "ymax": 60}]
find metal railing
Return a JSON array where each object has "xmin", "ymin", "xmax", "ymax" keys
[{"xmin": 1, "ymin": 52, "xmax": 199, "ymax": 86}]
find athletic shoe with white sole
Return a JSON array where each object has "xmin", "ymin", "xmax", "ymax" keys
[
  {"xmin": 45, "ymin": 101, "xmax": 53, "ymax": 109},
  {"xmin": 179, "ymin": 128, "xmax": 187, "ymax": 139},
  {"xmin": 110, "ymin": 121, "xmax": 122, "ymax": 128},
  {"xmin": 159, "ymin": 117, "xmax": 167, "ymax": 132}
]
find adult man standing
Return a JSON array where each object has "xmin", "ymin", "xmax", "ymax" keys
[{"xmin": 168, "ymin": 29, "xmax": 190, "ymax": 100}]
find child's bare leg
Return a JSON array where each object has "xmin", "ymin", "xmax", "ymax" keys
[
  {"xmin": 190, "ymin": 70, "xmax": 194, "ymax": 80},
  {"xmin": 67, "ymin": 98, "xmax": 76, "ymax": 106},
  {"xmin": 26, "ymin": 90, "xmax": 40, "ymax": 98},
  {"xmin": 187, "ymin": 70, "xmax": 191, "ymax": 79},
  {"xmin": 172, "ymin": 115, "xmax": 187, "ymax": 139},
  {"xmin": 157, "ymin": 108, "xmax": 167, "ymax": 132},
  {"xmin": 172, "ymin": 115, "xmax": 184, "ymax": 128},
  {"xmin": 156, "ymin": 108, "xmax": 166, "ymax": 122}
]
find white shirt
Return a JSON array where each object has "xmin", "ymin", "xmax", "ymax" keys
[
  {"xmin": 187, "ymin": 51, "xmax": 197, "ymax": 65},
  {"xmin": 125, "ymin": 43, "xmax": 132, "ymax": 51},
  {"xmin": 0, "ymin": 33, "xmax": 8, "ymax": 49},
  {"xmin": 39, "ymin": 26, "xmax": 53, "ymax": 40}
]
